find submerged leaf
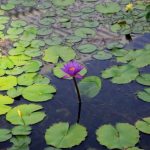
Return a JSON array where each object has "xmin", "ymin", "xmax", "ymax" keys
[{"xmin": 78, "ymin": 76, "xmax": 102, "ymax": 98}]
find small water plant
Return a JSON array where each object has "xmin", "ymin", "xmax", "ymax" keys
[{"xmin": 61, "ymin": 60, "xmax": 85, "ymax": 122}]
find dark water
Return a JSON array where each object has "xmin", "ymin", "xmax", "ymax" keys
[{"xmin": 0, "ymin": 34, "xmax": 150, "ymax": 150}]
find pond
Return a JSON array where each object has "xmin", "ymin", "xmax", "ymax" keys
[{"xmin": 0, "ymin": 0, "xmax": 150, "ymax": 150}]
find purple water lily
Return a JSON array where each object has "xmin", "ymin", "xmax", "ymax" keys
[{"xmin": 61, "ymin": 60, "xmax": 84, "ymax": 79}]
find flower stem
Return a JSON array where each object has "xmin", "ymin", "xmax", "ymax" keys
[{"xmin": 73, "ymin": 77, "xmax": 82, "ymax": 123}]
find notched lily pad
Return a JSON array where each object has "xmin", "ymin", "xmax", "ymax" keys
[{"xmin": 45, "ymin": 122, "xmax": 87, "ymax": 148}]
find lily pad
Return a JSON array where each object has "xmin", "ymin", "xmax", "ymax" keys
[
  {"xmin": 0, "ymin": 76, "xmax": 17, "ymax": 91},
  {"xmin": 52, "ymin": 0, "xmax": 75, "ymax": 7},
  {"xmin": 101, "ymin": 65, "xmax": 139, "ymax": 84},
  {"xmin": 135, "ymin": 117, "xmax": 150, "ymax": 134},
  {"xmin": 93, "ymin": 51, "xmax": 112, "ymax": 60},
  {"xmin": 43, "ymin": 46, "xmax": 76, "ymax": 63},
  {"xmin": 45, "ymin": 122, "xmax": 87, "ymax": 148},
  {"xmin": 7, "ymin": 86, "xmax": 25, "ymax": 98},
  {"xmin": 0, "ymin": 94, "xmax": 14, "ymax": 115},
  {"xmin": 9, "ymin": 136, "xmax": 31, "ymax": 150},
  {"xmin": 96, "ymin": 2, "xmax": 121, "ymax": 14},
  {"xmin": 12, "ymin": 126, "xmax": 32, "ymax": 135},
  {"xmin": 6, "ymin": 104, "xmax": 46, "ymax": 125},
  {"xmin": 0, "ymin": 129, "xmax": 12, "ymax": 142},
  {"xmin": 22, "ymin": 84, "xmax": 56, "ymax": 102},
  {"xmin": 77, "ymin": 44, "xmax": 97, "ymax": 54},
  {"xmin": 136, "ymin": 74, "xmax": 150, "ymax": 86},
  {"xmin": 74, "ymin": 28, "xmax": 96, "ymax": 38},
  {"xmin": 78, "ymin": 76, "xmax": 102, "ymax": 98},
  {"xmin": 137, "ymin": 88, "xmax": 150, "ymax": 102},
  {"xmin": 96, "ymin": 123, "xmax": 139, "ymax": 149}
]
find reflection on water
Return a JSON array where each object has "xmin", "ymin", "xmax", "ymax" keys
[{"xmin": 0, "ymin": 34, "xmax": 150, "ymax": 150}]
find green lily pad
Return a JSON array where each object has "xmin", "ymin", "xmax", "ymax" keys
[
  {"xmin": 8, "ymin": 136, "xmax": 31, "ymax": 150},
  {"xmin": 17, "ymin": 73, "xmax": 37, "ymax": 86},
  {"xmin": 135, "ymin": 117, "xmax": 150, "ymax": 134},
  {"xmin": 0, "ymin": 76, "xmax": 17, "ymax": 91},
  {"xmin": 52, "ymin": 0, "xmax": 75, "ymax": 7},
  {"xmin": 37, "ymin": 28, "xmax": 52, "ymax": 36},
  {"xmin": 43, "ymin": 46, "xmax": 76, "ymax": 63},
  {"xmin": 101, "ymin": 65, "xmax": 139, "ymax": 84},
  {"xmin": 7, "ymin": 28, "xmax": 24, "ymax": 35},
  {"xmin": 96, "ymin": 123, "xmax": 139, "ymax": 149},
  {"xmin": 77, "ymin": 44, "xmax": 97, "ymax": 54},
  {"xmin": 0, "ymin": 16, "xmax": 9, "ymax": 24},
  {"xmin": 0, "ymin": 129, "xmax": 12, "ymax": 142},
  {"xmin": 12, "ymin": 126, "xmax": 32, "ymax": 135},
  {"xmin": 45, "ymin": 122, "xmax": 87, "ymax": 148},
  {"xmin": 39, "ymin": 18, "xmax": 55, "ymax": 26},
  {"xmin": 0, "ymin": 94, "xmax": 14, "ymax": 115},
  {"xmin": 137, "ymin": 88, "xmax": 150, "ymax": 102},
  {"xmin": 45, "ymin": 37, "xmax": 62, "ymax": 46},
  {"xmin": 93, "ymin": 51, "xmax": 112, "ymax": 60},
  {"xmin": 22, "ymin": 84, "xmax": 56, "ymax": 102},
  {"xmin": 1, "ymin": 3, "xmax": 15, "ymax": 10},
  {"xmin": 6, "ymin": 104, "xmax": 46, "ymax": 125},
  {"xmin": 7, "ymin": 86, "xmax": 25, "ymax": 98},
  {"xmin": 74, "ymin": 28, "xmax": 96, "ymax": 38},
  {"xmin": 24, "ymin": 48, "xmax": 42, "ymax": 57},
  {"xmin": 6, "ymin": 67, "xmax": 24, "ymax": 75},
  {"xmin": 9, "ymin": 55, "xmax": 31, "ymax": 66},
  {"xmin": 78, "ymin": 76, "xmax": 102, "ymax": 98},
  {"xmin": 96, "ymin": 2, "xmax": 121, "ymax": 14},
  {"xmin": 136, "ymin": 74, "xmax": 150, "ymax": 86},
  {"xmin": 11, "ymin": 20, "xmax": 27, "ymax": 28},
  {"xmin": 23, "ymin": 60, "xmax": 42, "ymax": 73}
]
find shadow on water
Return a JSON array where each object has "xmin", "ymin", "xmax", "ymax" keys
[{"xmin": 0, "ymin": 34, "xmax": 150, "ymax": 150}]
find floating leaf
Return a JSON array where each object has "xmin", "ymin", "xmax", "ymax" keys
[
  {"xmin": 7, "ymin": 86, "xmax": 25, "ymax": 98},
  {"xmin": 77, "ymin": 44, "xmax": 97, "ymax": 54},
  {"xmin": 9, "ymin": 55, "xmax": 31, "ymax": 66},
  {"xmin": 23, "ymin": 60, "xmax": 42, "ymax": 73},
  {"xmin": 43, "ymin": 46, "xmax": 76, "ymax": 63},
  {"xmin": 78, "ymin": 76, "xmax": 102, "ymax": 98},
  {"xmin": 6, "ymin": 104, "xmax": 46, "ymax": 125},
  {"xmin": 52, "ymin": 0, "xmax": 75, "ymax": 7},
  {"xmin": 96, "ymin": 123, "xmax": 139, "ymax": 149},
  {"xmin": 101, "ymin": 65, "xmax": 139, "ymax": 84},
  {"xmin": 74, "ymin": 28, "xmax": 96, "ymax": 38},
  {"xmin": 8, "ymin": 136, "xmax": 31, "ymax": 150},
  {"xmin": 0, "ymin": 129, "xmax": 12, "ymax": 142},
  {"xmin": 93, "ymin": 51, "xmax": 112, "ymax": 60},
  {"xmin": 135, "ymin": 117, "xmax": 150, "ymax": 134},
  {"xmin": 12, "ymin": 126, "xmax": 32, "ymax": 136},
  {"xmin": 22, "ymin": 84, "xmax": 56, "ymax": 102},
  {"xmin": 17, "ymin": 73, "xmax": 37, "ymax": 86},
  {"xmin": 45, "ymin": 122, "xmax": 87, "ymax": 148},
  {"xmin": 137, "ymin": 88, "xmax": 150, "ymax": 102},
  {"xmin": 136, "ymin": 74, "xmax": 150, "ymax": 86},
  {"xmin": 0, "ymin": 76, "xmax": 17, "ymax": 91},
  {"xmin": 96, "ymin": 2, "xmax": 121, "ymax": 14},
  {"xmin": 0, "ymin": 94, "xmax": 14, "ymax": 115}
]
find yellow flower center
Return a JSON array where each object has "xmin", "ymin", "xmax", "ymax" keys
[
  {"xmin": 69, "ymin": 67, "xmax": 75, "ymax": 71},
  {"xmin": 125, "ymin": 3, "xmax": 133, "ymax": 11},
  {"xmin": 17, "ymin": 109, "xmax": 22, "ymax": 118}
]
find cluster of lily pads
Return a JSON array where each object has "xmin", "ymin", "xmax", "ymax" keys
[{"xmin": 0, "ymin": 0, "xmax": 150, "ymax": 149}]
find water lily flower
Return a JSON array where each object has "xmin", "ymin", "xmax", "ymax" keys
[
  {"xmin": 17, "ymin": 109, "xmax": 22, "ymax": 118},
  {"xmin": 125, "ymin": 3, "xmax": 133, "ymax": 12},
  {"xmin": 61, "ymin": 60, "xmax": 84, "ymax": 79}
]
